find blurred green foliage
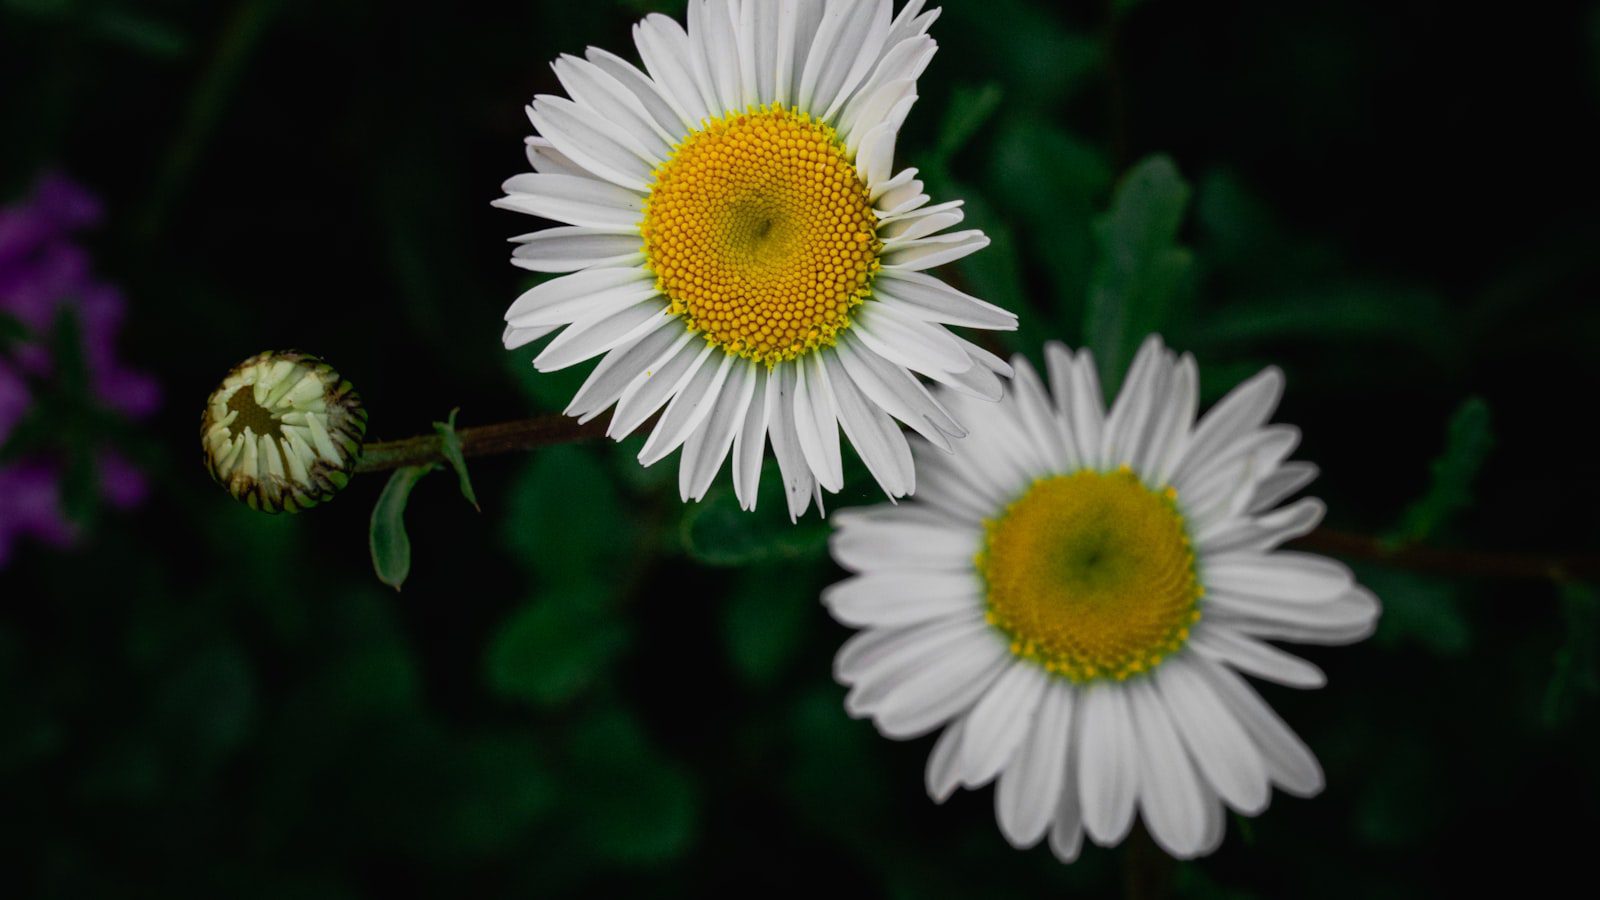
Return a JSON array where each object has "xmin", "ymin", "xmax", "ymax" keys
[{"xmin": 3, "ymin": 0, "xmax": 1599, "ymax": 897}]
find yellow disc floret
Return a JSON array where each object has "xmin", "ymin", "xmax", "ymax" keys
[
  {"xmin": 976, "ymin": 468, "xmax": 1203, "ymax": 683},
  {"xmin": 640, "ymin": 105, "xmax": 881, "ymax": 364}
]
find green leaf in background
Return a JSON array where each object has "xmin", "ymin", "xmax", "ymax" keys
[
  {"xmin": 1084, "ymin": 155, "xmax": 1195, "ymax": 395},
  {"xmin": 943, "ymin": 0, "xmax": 1101, "ymax": 110},
  {"xmin": 1363, "ymin": 567, "xmax": 1470, "ymax": 657},
  {"xmin": 1543, "ymin": 582, "xmax": 1599, "ymax": 728},
  {"xmin": 1386, "ymin": 397, "xmax": 1492, "ymax": 547},
  {"xmin": 502, "ymin": 445, "xmax": 628, "ymax": 587},
  {"xmin": 432, "ymin": 733, "xmax": 558, "ymax": 860},
  {"xmin": 563, "ymin": 708, "xmax": 698, "ymax": 865},
  {"xmin": 681, "ymin": 485, "xmax": 829, "ymax": 567},
  {"xmin": 932, "ymin": 83, "xmax": 1003, "ymax": 166},
  {"xmin": 721, "ymin": 565, "xmax": 815, "ymax": 688},
  {"xmin": 370, "ymin": 464, "xmax": 435, "ymax": 591},
  {"xmin": 153, "ymin": 641, "xmax": 255, "ymax": 770},
  {"xmin": 431, "ymin": 407, "xmax": 479, "ymax": 511},
  {"xmin": 485, "ymin": 584, "xmax": 629, "ymax": 708},
  {"xmin": 989, "ymin": 118, "xmax": 1113, "ymax": 330},
  {"xmin": 1188, "ymin": 283, "xmax": 1450, "ymax": 356}
]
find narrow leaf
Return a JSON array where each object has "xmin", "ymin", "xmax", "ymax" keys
[
  {"xmin": 1084, "ymin": 155, "xmax": 1194, "ymax": 395},
  {"xmin": 370, "ymin": 464, "xmax": 434, "ymax": 591},
  {"xmin": 1387, "ymin": 397, "xmax": 1493, "ymax": 547},
  {"xmin": 432, "ymin": 407, "xmax": 479, "ymax": 511}
]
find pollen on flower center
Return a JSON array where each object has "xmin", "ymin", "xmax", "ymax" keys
[
  {"xmin": 976, "ymin": 468, "xmax": 1203, "ymax": 682},
  {"xmin": 640, "ymin": 105, "xmax": 881, "ymax": 365}
]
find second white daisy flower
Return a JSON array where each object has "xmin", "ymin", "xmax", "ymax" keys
[
  {"xmin": 497, "ymin": 0, "xmax": 1016, "ymax": 517},
  {"xmin": 825, "ymin": 336, "xmax": 1381, "ymax": 861}
]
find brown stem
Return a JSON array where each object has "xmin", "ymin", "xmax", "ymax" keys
[
  {"xmin": 350, "ymin": 414, "xmax": 1599, "ymax": 584},
  {"xmin": 353, "ymin": 413, "xmax": 610, "ymax": 474},
  {"xmin": 1290, "ymin": 529, "xmax": 1599, "ymax": 583}
]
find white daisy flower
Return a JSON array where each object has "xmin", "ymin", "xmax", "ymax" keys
[
  {"xmin": 496, "ymin": 0, "xmax": 1016, "ymax": 517},
  {"xmin": 824, "ymin": 336, "xmax": 1381, "ymax": 861}
]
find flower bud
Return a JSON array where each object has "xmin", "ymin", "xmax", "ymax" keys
[{"xmin": 201, "ymin": 351, "xmax": 366, "ymax": 513}]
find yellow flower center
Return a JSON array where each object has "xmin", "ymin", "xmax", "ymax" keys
[
  {"xmin": 640, "ymin": 105, "xmax": 881, "ymax": 364},
  {"xmin": 977, "ymin": 468, "xmax": 1203, "ymax": 682}
]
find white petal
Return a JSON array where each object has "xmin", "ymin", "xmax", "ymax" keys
[
  {"xmin": 1249, "ymin": 461, "xmax": 1320, "ymax": 513},
  {"xmin": 874, "ymin": 269, "xmax": 1017, "ymax": 330},
  {"xmin": 1171, "ymin": 366, "xmax": 1284, "ymax": 486},
  {"xmin": 510, "ymin": 226, "xmax": 644, "ymax": 273},
  {"xmin": 609, "ymin": 332, "xmax": 704, "ymax": 439},
  {"xmin": 566, "ymin": 316, "xmax": 682, "ymax": 421},
  {"xmin": 823, "ymin": 350, "xmax": 913, "ymax": 497},
  {"xmin": 1129, "ymin": 679, "xmax": 1211, "ymax": 859},
  {"xmin": 882, "ymin": 229, "xmax": 990, "ymax": 271},
  {"xmin": 1205, "ymin": 585, "xmax": 1381, "ymax": 646},
  {"xmin": 552, "ymin": 54, "xmax": 676, "ymax": 159},
  {"xmin": 523, "ymin": 137, "xmax": 587, "ymax": 176},
  {"xmin": 731, "ymin": 365, "xmax": 771, "ymax": 510},
  {"xmin": 822, "ymin": 570, "xmax": 982, "ymax": 628},
  {"xmin": 633, "ymin": 14, "xmax": 714, "ymax": 126},
  {"xmin": 793, "ymin": 354, "xmax": 844, "ymax": 492},
  {"xmin": 1201, "ymin": 659, "xmax": 1324, "ymax": 797},
  {"xmin": 495, "ymin": 173, "xmax": 643, "ymax": 230},
  {"xmin": 926, "ymin": 715, "xmax": 968, "ymax": 803},
  {"xmin": 835, "ymin": 336, "xmax": 961, "ymax": 445},
  {"xmin": 829, "ymin": 513, "xmax": 977, "ymax": 573},
  {"xmin": 1101, "ymin": 335, "xmax": 1169, "ymax": 468},
  {"xmin": 504, "ymin": 267, "xmax": 656, "ymax": 329},
  {"xmin": 798, "ymin": 0, "xmax": 891, "ymax": 122},
  {"xmin": 996, "ymin": 680, "xmax": 1075, "ymax": 848},
  {"xmin": 1204, "ymin": 551, "xmax": 1353, "ymax": 603},
  {"xmin": 872, "ymin": 637, "xmax": 1011, "ymax": 739},
  {"xmin": 534, "ymin": 299, "xmax": 665, "ymax": 372},
  {"xmin": 1190, "ymin": 625, "xmax": 1326, "ymax": 689},
  {"xmin": 679, "ymin": 358, "xmax": 758, "ymax": 500},
  {"xmin": 767, "ymin": 362, "xmax": 816, "ymax": 520},
  {"xmin": 958, "ymin": 662, "xmax": 1050, "ymax": 788},
  {"xmin": 1154, "ymin": 655, "xmax": 1270, "ymax": 815},
  {"xmin": 689, "ymin": 0, "xmax": 743, "ymax": 113},
  {"xmin": 503, "ymin": 323, "xmax": 557, "ymax": 351},
  {"xmin": 1078, "ymin": 683, "xmax": 1138, "ymax": 846},
  {"xmin": 850, "ymin": 303, "xmax": 974, "ymax": 376},
  {"xmin": 584, "ymin": 46, "xmax": 696, "ymax": 135},
  {"xmin": 527, "ymin": 96, "xmax": 655, "ymax": 192},
  {"xmin": 640, "ymin": 349, "xmax": 735, "ymax": 465}
]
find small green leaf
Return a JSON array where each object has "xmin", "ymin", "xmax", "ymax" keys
[
  {"xmin": 1386, "ymin": 397, "xmax": 1493, "ymax": 547},
  {"xmin": 681, "ymin": 486, "xmax": 829, "ymax": 567},
  {"xmin": 432, "ymin": 407, "xmax": 479, "ymax": 511},
  {"xmin": 1543, "ymin": 582, "xmax": 1599, "ymax": 728},
  {"xmin": 370, "ymin": 465, "xmax": 434, "ymax": 591},
  {"xmin": 485, "ymin": 586, "xmax": 629, "ymax": 707},
  {"xmin": 1084, "ymin": 155, "xmax": 1195, "ymax": 395}
]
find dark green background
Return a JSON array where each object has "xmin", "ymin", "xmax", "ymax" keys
[{"xmin": 3, "ymin": 0, "xmax": 1597, "ymax": 896}]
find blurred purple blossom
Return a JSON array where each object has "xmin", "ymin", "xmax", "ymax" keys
[{"xmin": 1, "ymin": 173, "xmax": 159, "ymax": 568}]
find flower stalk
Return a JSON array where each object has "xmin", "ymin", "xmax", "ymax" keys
[{"xmin": 349, "ymin": 412, "xmax": 1600, "ymax": 584}]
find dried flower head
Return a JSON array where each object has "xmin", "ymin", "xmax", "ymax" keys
[{"xmin": 201, "ymin": 351, "xmax": 366, "ymax": 513}]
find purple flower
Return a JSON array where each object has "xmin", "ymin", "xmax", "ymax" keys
[{"xmin": 1, "ymin": 173, "xmax": 159, "ymax": 568}]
